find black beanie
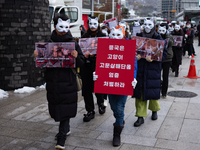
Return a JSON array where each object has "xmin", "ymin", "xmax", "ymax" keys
[{"xmin": 160, "ymin": 23, "xmax": 169, "ymax": 30}]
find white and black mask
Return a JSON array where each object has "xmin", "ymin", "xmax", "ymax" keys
[
  {"xmin": 168, "ymin": 26, "xmax": 174, "ymax": 32},
  {"xmin": 102, "ymin": 28, "xmax": 108, "ymax": 36},
  {"xmin": 186, "ymin": 24, "xmax": 191, "ymax": 28},
  {"xmin": 158, "ymin": 26, "xmax": 167, "ymax": 34},
  {"xmin": 175, "ymin": 24, "xmax": 180, "ymax": 31},
  {"xmin": 56, "ymin": 18, "xmax": 70, "ymax": 33},
  {"xmin": 143, "ymin": 18, "xmax": 154, "ymax": 33},
  {"xmin": 88, "ymin": 17, "xmax": 99, "ymax": 29},
  {"xmin": 134, "ymin": 21, "xmax": 140, "ymax": 26},
  {"xmin": 119, "ymin": 22, "xmax": 126, "ymax": 30},
  {"xmin": 109, "ymin": 27, "xmax": 123, "ymax": 39}
]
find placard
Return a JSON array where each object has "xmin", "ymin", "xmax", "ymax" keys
[
  {"xmin": 35, "ymin": 42, "xmax": 75, "ymax": 68},
  {"xmin": 172, "ymin": 35, "xmax": 183, "ymax": 47},
  {"xmin": 103, "ymin": 18, "xmax": 118, "ymax": 29},
  {"xmin": 94, "ymin": 38, "xmax": 136, "ymax": 96},
  {"xmin": 132, "ymin": 36, "xmax": 165, "ymax": 61},
  {"xmin": 79, "ymin": 37, "xmax": 108, "ymax": 55},
  {"xmin": 132, "ymin": 26, "xmax": 141, "ymax": 36}
]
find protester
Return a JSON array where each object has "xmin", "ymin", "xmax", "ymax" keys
[
  {"xmin": 133, "ymin": 18, "xmax": 168, "ymax": 127},
  {"xmin": 159, "ymin": 23, "xmax": 174, "ymax": 97},
  {"xmin": 197, "ymin": 21, "xmax": 200, "ymax": 46},
  {"xmin": 171, "ymin": 24, "xmax": 184, "ymax": 77},
  {"xmin": 94, "ymin": 27, "xmax": 138, "ymax": 147},
  {"xmin": 81, "ymin": 16, "xmax": 107, "ymax": 122},
  {"xmin": 35, "ymin": 13, "xmax": 84, "ymax": 150}
]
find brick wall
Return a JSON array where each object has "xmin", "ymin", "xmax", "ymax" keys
[{"xmin": 0, "ymin": 0, "xmax": 51, "ymax": 90}]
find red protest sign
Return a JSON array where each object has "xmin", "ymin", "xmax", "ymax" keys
[{"xmin": 94, "ymin": 38, "xmax": 136, "ymax": 96}]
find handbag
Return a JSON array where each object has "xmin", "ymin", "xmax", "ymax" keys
[{"xmin": 72, "ymin": 68, "xmax": 82, "ymax": 91}]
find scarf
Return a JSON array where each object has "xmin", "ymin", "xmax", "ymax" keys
[
  {"xmin": 142, "ymin": 26, "xmax": 156, "ymax": 38},
  {"xmin": 50, "ymin": 30, "xmax": 73, "ymax": 42}
]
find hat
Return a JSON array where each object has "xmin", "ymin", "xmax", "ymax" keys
[{"xmin": 160, "ymin": 23, "xmax": 169, "ymax": 30}]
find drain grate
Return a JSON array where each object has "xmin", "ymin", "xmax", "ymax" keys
[{"xmin": 168, "ymin": 91, "xmax": 197, "ymax": 98}]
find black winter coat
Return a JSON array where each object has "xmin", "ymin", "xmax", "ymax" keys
[
  {"xmin": 171, "ymin": 30, "xmax": 184, "ymax": 65},
  {"xmin": 133, "ymin": 32, "xmax": 168, "ymax": 101},
  {"xmin": 46, "ymin": 30, "xmax": 84, "ymax": 121},
  {"xmin": 80, "ymin": 31, "xmax": 106, "ymax": 96}
]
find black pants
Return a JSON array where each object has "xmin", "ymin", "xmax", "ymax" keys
[
  {"xmin": 58, "ymin": 118, "xmax": 70, "ymax": 140},
  {"xmin": 84, "ymin": 92, "xmax": 104, "ymax": 112},
  {"xmin": 186, "ymin": 43, "xmax": 193, "ymax": 56},
  {"xmin": 162, "ymin": 61, "xmax": 172, "ymax": 96},
  {"xmin": 198, "ymin": 35, "xmax": 200, "ymax": 45}
]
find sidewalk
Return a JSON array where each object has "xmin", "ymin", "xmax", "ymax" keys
[{"xmin": 0, "ymin": 39, "xmax": 200, "ymax": 150}]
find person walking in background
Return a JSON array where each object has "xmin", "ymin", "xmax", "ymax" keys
[
  {"xmin": 81, "ymin": 16, "xmax": 107, "ymax": 122},
  {"xmin": 185, "ymin": 23, "xmax": 194, "ymax": 58},
  {"xmin": 171, "ymin": 24, "xmax": 184, "ymax": 77},
  {"xmin": 133, "ymin": 18, "xmax": 168, "ymax": 127},
  {"xmin": 197, "ymin": 21, "xmax": 200, "ymax": 46},
  {"xmin": 158, "ymin": 23, "xmax": 174, "ymax": 97},
  {"xmin": 35, "ymin": 13, "xmax": 84, "ymax": 150}
]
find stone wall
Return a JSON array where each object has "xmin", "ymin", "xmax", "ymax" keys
[{"xmin": 0, "ymin": 0, "xmax": 51, "ymax": 90}]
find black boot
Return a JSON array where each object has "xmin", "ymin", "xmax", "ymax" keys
[
  {"xmin": 134, "ymin": 117, "xmax": 144, "ymax": 127},
  {"xmin": 113, "ymin": 124, "xmax": 123, "ymax": 147},
  {"xmin": 151, "ymin": 111, "xmax": 158, "ymax": 120}
]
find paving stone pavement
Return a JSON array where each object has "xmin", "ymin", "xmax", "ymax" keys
[{"xmin": 0, "ymin": 39, "xmax": 200, "ymax": 150}]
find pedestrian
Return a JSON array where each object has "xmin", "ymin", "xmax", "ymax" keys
[
  {"xmin": 35, "ymin": 13, "xmax": 84, "ymax": 150},
  {"xmin": 93, "ymin": 27, "xmax": 138, "ymax": 147},
  {"xmin": 197, "ymin": 21, "xmax": 200, "ymax": 46},
  {"xmin": 133, "ymin": 18, "xmax": 168, "ymax": 127},
  {"xmin": 185, "ymin": 23, "xmax": 195, "ymax": 58},
  {"xmin": 80, "ymin": 16, "xmax": 107, "ymax": 122},
  {"xmin": 171, "ymin": 24, "xmax": 184, "ymax": 77},
  {"xmin": 158, "ymin": 23, "xmax": 174, "ymax": 97},
  {"xmin": 182, "ymin": 22, "xmax": 190, "ymax": 56}
]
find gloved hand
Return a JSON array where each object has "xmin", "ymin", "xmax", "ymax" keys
[
  {"xmin": 146, "ymin": 55, "xmax": 153, "ymax": 62},
  {"xmin": 185, "ymin": 34, "xmax": 188, "ymax": 38},
  {"xmin": 132, "ymin": 78, "xmax": 137, "ymax": 89},
  {"xmin": 136, "ymin": 54, "xmax": 141, "ymax": 61},
  {"xmin": 93, "ymin": 72, "xmax": 98, "ymax": 81}
]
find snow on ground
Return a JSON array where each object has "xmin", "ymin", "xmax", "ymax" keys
[
  {"xmin": 0, "ymin": 89, "xmax": 9, "ymax": 99},
  {"xmin": 14, "ymin": 86, "xmax": 36, "ymax": 94}
]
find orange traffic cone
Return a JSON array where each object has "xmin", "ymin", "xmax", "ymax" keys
[{"xmin": 184, "ymin": 54, "xmax": 200, "ymax": 79}]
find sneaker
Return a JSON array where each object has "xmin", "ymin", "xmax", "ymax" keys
[
  {"xmin": 99, "ymin": 103, "xmax": 106, "ymax": 115},
  {"xmin": 83, "ymin": 111, "xmax": 95, "ymax": 122},
  {"xmin": 55, "ymin": 137, "xmax": 65, "ymax": 149},
  {"xmin": 189, "ymin": 55, "xmax": 191, "ymax": 58},
  {"xmin": 55, "ymin": 130, "xmax": 71, "ymax": 140},
  {"xmin": 55, "ymin": 145, "xmax": 65, "ymax": 150}
]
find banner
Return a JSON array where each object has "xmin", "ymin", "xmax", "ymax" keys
[
  {"xmin": 94, "ymin": 38, "xmax": 136, "ymax": 96},
  {"xmin": 132, "ymin": 36, "xmax": 165, "ymax": 61},
  {"xmin": 35, "ymin": 42, "xmax": 75, "ymax": 68},
  {"xmin": 103, "ymin": 18, "xmax": 118, "ymax": 29},
  {"xmin": 172, "ymin": 35, "xmax": 183, "ymax": 47}
]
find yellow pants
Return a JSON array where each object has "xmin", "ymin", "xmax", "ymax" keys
[{"xmin": 135, "ymin": 95, "xmax": 161, "ymax": 117}]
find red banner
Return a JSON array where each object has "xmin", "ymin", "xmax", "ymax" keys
[{"xmin": 94, "ymin": 38, "xmax": 136, "ymax": 96}]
